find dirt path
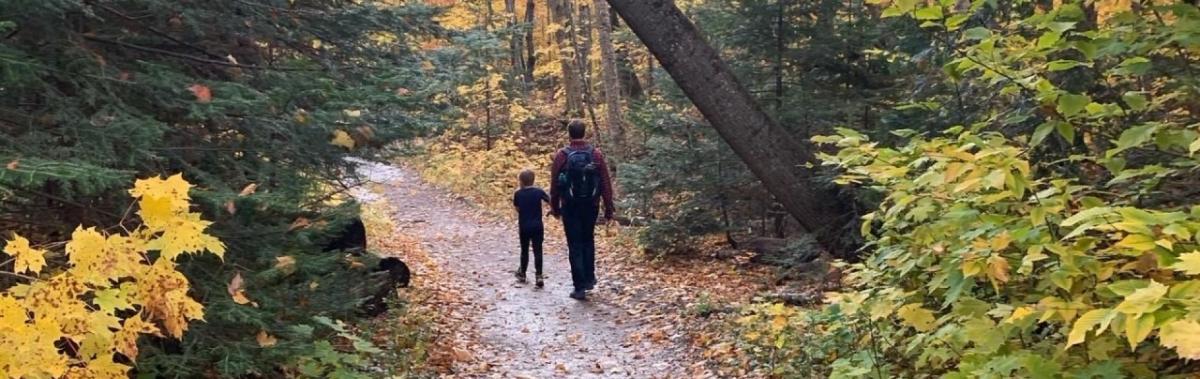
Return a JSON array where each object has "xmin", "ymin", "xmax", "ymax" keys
[{"xmin": 355, "ymin": 160, "xmax": 688, "ymax": 378}]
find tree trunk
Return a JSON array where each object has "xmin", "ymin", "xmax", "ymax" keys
[
  {"xmin": 523, "ymin": 0, "xmax": 537, "ymax": 86},
  {"xmin": 485, "ymin": 0, "xmax": 495, "ymax": 149},
  {"xmin": 617, "ymin": 45, "xmax": 644, "ymax": 100},
  {"xmin": 505, "ymin": 0, "xmax": 526, "ymax": 91},
  {"xmin": 549, "ymin": 0, "xmax": 583, "ymax": 117},
  {"xmin": 774, "ymin": 0, "xmax": 786, "ymax": 113},
  {"xmin": 572, "ymin": 1, "xmax": 603, "ymax": 143},
  {"xmin": 595, "ymin": 0, "xmax": 624, "ymax": 150},
  {"xmin": 605, "ymin": 0, "xmax": 852, "ymax": 254}
]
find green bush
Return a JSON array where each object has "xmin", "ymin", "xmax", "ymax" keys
[{"xmin": 736, "ymin": 1, "xmax": 1200, "ymax": 377}]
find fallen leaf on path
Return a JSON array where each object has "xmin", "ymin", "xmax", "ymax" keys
[{"xmin": 452, "ymin": 347, "xmax": 473, "ymax": 362}]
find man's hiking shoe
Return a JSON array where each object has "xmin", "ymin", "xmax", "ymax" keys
[
  {"xmin": 569, "ymin": 290, "xmax": 587, "ymax": 300},
  {"xmin": 535, "ymin": 275, "xmax": 544, "ymax": 288},
  {"xmin": 515, "ymin": 271, "xmax": 526, "ymax": 283}
]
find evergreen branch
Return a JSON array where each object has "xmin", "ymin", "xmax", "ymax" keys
[
  {"xmin": 92, "ymin": 2, "xmax": 228, "ymax": 61},
  {"xmin": 0, "ymin": 183, "xmax": 123, "ymax": 219},
  {"xmin": 82, "ymin": 35, "xmax": 321, "ymax": 72}
]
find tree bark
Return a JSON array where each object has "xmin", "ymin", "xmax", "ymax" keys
[
  {"xmin": 523, "ymin": 0, "xmax": 536, "ymax": 86},
  {"xmin": 549, "ymin": 0, "xmax": 583, "ymax": 116},
  {"xmin": 605, "ymin": 0, "xmax": 852, "ymax": 253},
  {"xmin": 505, "ymin": 0, "xmax": 526, "ymax": 91},
  {"xmin": 595, "ymin": 0, "xmax": 625, "ymax": 150},
  {"xmin": 573, "ymin": 2, "xmax": 603, "ymax": 143}
]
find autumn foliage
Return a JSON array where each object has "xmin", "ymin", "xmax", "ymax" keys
[{"xmin": 0, "ymin": 175, "xmax": 221, "ymax": 378}]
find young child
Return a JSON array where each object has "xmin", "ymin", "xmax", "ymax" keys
[{"xmin": 512, "ymin": 169, "xmax": 549, "ymax": 287}]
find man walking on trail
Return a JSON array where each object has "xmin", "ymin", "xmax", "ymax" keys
[{"xmin": 550, "ymin": 119, "xmax": 615, "ymax": 301}]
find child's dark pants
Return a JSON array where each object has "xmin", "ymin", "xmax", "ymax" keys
[{"xmin": 519, "ymin": 226, "xmax": 544, "ymax": 277}]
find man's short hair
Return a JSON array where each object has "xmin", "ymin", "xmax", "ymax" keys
[
  {"xmin": 567, "ymin": 119, "xmax": 586, "ymax": 139},
  {"xmin": 518, "ymin": 169, "xmax": 535, "ymax": 186}
]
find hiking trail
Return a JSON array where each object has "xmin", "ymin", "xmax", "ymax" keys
[{"xmin": 354, "ymin": 160, "xmax": 696, "ymax": 378}]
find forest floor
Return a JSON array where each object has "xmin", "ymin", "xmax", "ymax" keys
[{"xmin": 353, "ymin": 160, "xmax": 780, "ymax": 378}]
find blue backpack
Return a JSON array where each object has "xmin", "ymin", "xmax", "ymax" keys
[{"xmin": 558, "ymin": 146, "xmax": 599, "ymax": 203}]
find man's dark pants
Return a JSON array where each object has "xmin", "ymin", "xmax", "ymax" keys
[{"xmin": 561, "ymin": 202, "xmax": 598, "ymax": 291}]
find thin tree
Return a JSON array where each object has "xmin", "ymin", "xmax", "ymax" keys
[
  {"xmin": 549, "ymin": 0, "xmax": 583, "ymax": 116},
  {"xmin": 572, "ymin": 1, "xmax": 603, "ymax": 142},
  {"xmin": 505, "ymin": 0, "xmax": 526, "ymax": 92},
  {"xmin": 595, "ymin": 0, "xmax": 625, "ymax": 150},
  {"xmin": 523, "ymin": 0, "xmax": 536, "ymax": 85}
]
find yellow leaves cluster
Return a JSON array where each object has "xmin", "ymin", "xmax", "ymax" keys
[
  {"xmin": 0, "ymin": 174, "xmax": 222, "ymax": 378},
  {"xmin": 3, "ymin": 235, "xmax": 45, "ymax": 274}
]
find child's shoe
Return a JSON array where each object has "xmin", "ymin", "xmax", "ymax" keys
[{"xmin": 535, "ymin": 275, "xmax": 544, "ymax": 288}]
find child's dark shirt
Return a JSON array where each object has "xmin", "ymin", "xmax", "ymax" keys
[{"xmin": 513, "ymin": 187, "xmax": 549, "ymax": 231}]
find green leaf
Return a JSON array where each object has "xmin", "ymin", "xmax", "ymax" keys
[
  {"xmin": 1047, "ymin": 60, "xmax": 1084, "ymax": 71},
  {"xmin": 1031, "ymin": 121, "xmax": 1056, "ymax": 147},
  {"xmin": 946, "ymin": 14, "xmax": 969, "ymax": 29},
  {"xmin": 1056, "ymin": 121, "xmax": 1075, "ymax": 142},
  {"xmin": 1037, "ymin": 31, "xmax": 1063, "ymax": 49},
  {"xmin": 1062, "ymin": 206, "xmax": 1113, "ymax": 226},
  {"xmin": 914, "ymin": 6, "xmax": 944, "ymax": 20},
  {"xmin": 963, "ymin": 27, "xmax": 991, "ymax": 40},
  {"xmin": 1122, "ymin": 92, "xmax": 1148, "ymax": 111},
  {"xmin": 1108, "ymin": 124, "xmax": 1159, "ymax": 157},
  {"xmin": 1115, "ymin": 56, "xmax": 1152, "ymax": 76},
  {"xmin": 1057, "ymin": 93, "xmax": 1091, "ymax": 117}
]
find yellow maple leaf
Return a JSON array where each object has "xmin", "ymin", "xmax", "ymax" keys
[
  {"xmin": 331, "ymin": 129, "xmax": 356, "ymax": 150},
  {"xmin": 1171, "ymin": 251, "xmax": 1200, "ymax": 275},
  {"xmin": 129, "ymin": 174, "xmax": 191, "ymax": 205},
  {"xmin": 4, "ymin": 234, "xmax": 46, "ymax": 274},
  {"xmin": 113, "ymin": 315, "xmax": 159, "ymax": 360},
  {"xmin": 1005, "ymin": 306, "xmax": 1035, "ymax": 324},
  {"xmin": 897, "ymin": 303, "xmax": 936, "ymax": 332},
  {"xmin": 1160, "ymin": 319, "xmax": 1200, "ymax": 359},
  {"xmin": 987, "ymin": 255, "xmax": 1011, "ymax": 287}
]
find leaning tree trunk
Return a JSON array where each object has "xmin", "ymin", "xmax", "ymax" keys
[
  {"xmin": 595, "ymin": 0, "xmax": 625, "ymax": 150},
  {"xmin": 605, "ymin": 0, "xmax": 852, "ymax": 254}
]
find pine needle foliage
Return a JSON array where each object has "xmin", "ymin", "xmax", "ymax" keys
[{"xmin": 0, "ymin": 0, "xmax": 455, "ymax": 376}]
